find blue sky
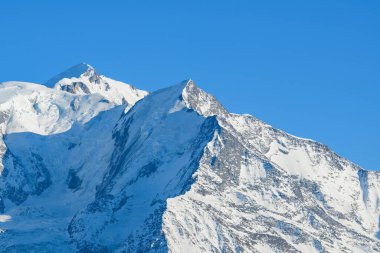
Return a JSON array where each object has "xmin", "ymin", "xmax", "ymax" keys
[{"xmin": 1, "ymin": 0, "xmax": 379, "ymax": 170}]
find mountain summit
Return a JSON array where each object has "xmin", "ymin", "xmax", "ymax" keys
[
  {"xmin": 44, "ymin": 63, "xmax": 148, "ymax": 106},
  {"xmin": 0, "ymin": 65, "xmax": 379, "ymax": 252},
  {"xmin": 43, "ymin": 63, "xmax": 95, "ymax": 87}
]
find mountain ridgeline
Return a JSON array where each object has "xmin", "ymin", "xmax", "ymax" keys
[{"xmin": 0, "ymin": 64, "xmax": 379, "ymax": 253}]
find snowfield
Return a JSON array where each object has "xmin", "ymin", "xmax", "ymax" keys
[{"xmin": 0, "ymin": 64, "xmax": 379, "ymax": 252}]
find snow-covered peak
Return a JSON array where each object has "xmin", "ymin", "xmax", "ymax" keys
[
  {"xmin": 181, "ymin": 79, "xmax": 228, "ymax": 117},
  {"xmin": 122, "ymin": 79, "xmax": 227, "ymax": 118},
  {"xmin": 43, "ymin": 63, "xmax": 148, "ymax": 106},
  {"xmin": 141, "ymin": 79, "xmax": 227, "ymax": 118},
  {"xmin": 43, "ymin": 63, "xmax": 95, "ymax": 88}
]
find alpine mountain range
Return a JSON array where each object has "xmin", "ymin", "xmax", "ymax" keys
[{"xmin": 0, "ymin": 63, "xmax": 379, "ymax": 253}]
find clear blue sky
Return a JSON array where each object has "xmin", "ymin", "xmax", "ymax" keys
[{"xmin": 1, "ymin": 0, "xmax": 379, "ymax": 170}]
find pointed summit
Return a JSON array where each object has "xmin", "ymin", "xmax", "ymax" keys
[
  {"xmin": 137, "ymin": 79, "xmax": 227, "ymax": 118},
  {"xmin": 181, "ymin": 79, "xmax": 228, "ymax": 117},
  {"xmin": 43, "ymin": 63, "xmax": 96, "ymax": 87}
]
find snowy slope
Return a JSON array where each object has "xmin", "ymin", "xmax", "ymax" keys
[
  {"xmin": 0, "ymin": 81, "xmax": 114, "ymax": 135},
  {"xmin": 0, "ymin": 68, "xmax": 379, "ymax": 253}
]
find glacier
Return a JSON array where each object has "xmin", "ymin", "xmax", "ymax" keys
[{"xmin": 0, "ymin": 64, "xmax": 379, "ymax": 252}]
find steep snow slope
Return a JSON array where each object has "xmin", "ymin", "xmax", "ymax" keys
[
  {"xmin": 0, "ymin": 105, "xmax": 125, "ymax": 252},
  {"xmin": 0, "ymin": 72, "xmax": 379, "ymax": 253}
]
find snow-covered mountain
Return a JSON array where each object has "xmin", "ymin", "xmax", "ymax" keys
[
  {"xmin": 0, "ymin": 65, "xmax": 379, "ymax": 253},
  {"xmin": 0, "ymin": 64, "xmax": 147, "ymax": 176}
]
